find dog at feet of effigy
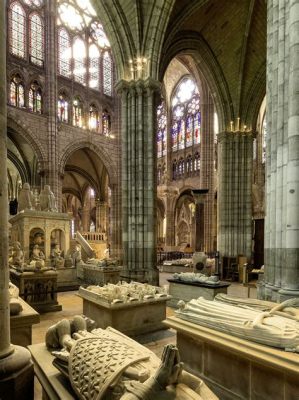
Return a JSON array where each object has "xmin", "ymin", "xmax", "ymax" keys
[{"xmin": 46, "ymin": 316, "xmax": 218, "ymax": 400}]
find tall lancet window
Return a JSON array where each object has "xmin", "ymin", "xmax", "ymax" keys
[
  {"xmin": 9, "ymin": 2, "xmax": 26, "ymax": 58},
  {"xmin": 157, "ymin": 102, "xmax": 167, "ymax": 158},
  {"xmin": 171, "ymin": 78, "xmax": 200, "ymax": 151},
  {"xmin": 89, "ymin": 104, "xmax": 100, "ymax": 132},
  {"xmin": 103, "ymin": 51, "xmax": 112, "ymax": 96},
  {"xmin": 58, "ymin": 28, "xmax": 71, "ymax": 77},
  {"xmin": 29, "ymin": 13, "xmax": 44, "ymax": 66},
  {"xmin": 58, "ymin": 93, "xmax": 69, "ymax": 123},
  {"xmin": 28, "ymin": 81, "xmax": 42, "ymax": 113},
  {"xmin": 73, "ymin": 37, "xmax": 86, "ymax": 85},
  {"xmin": 73, "ymin": 97, "xmax": 83, "ymax": 127},
  {"xmin": 9, "ymin": 75, "xmax": 25, "ymax": 108}
]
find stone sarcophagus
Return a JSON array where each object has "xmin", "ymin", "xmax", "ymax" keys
[
  {"xmin": 10, "ymin": 269, "xmax": 62, "ymax": 313},
  {"xmin": 78, "ymin": 282, "xmax": 171, "ymax": 336}
]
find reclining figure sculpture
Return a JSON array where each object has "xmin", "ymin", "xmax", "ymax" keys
[
  {"xmin": 46, "ymin": 316, "xmax": 218, "ymax": 400},
  {"xmin": 176, "ymin": 297, "xmax": 299, "ymax": 352}
]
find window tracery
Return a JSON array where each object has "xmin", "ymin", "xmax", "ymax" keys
[
  {"xmin": 157, "ymin": 102, "xmax": 167, "ymax": 158},
  {"xmin": 103, "ymin": 51, "xmax": 112, "ymax": 96},
  {"xmin": 9, "ymin": 75, "xmax": 25, "ymax": 108},
  {"xmin": 73, "ymin": 97, "xmax": 83, "ymax": 127},
  {"xmin": 28, "ymin": 81, "xmax": 42, "ymax": 113},
  {"xmin": 9, "ymin": 2, "xmax": 26, "ymax": 59},
  {"xmin": 24, "ymin": 0, "xmax": 43, "ymax": 7},
  {"xmin": 73, "ymin": 37, "xmax": 86, "ymax": 85},
  {"xmin": 102, "ymin": 110, "xmax": 111, "ymax": 135},
  {"xmin": 262, "ymin": 115, "xmax": 267, "ymax": 164},
  {"xmin": 89, "ymin": 104, "xmax": 100, "ymax": 132},
  {"xmin": 58, "ymin": 93, "xmax": 69, "ymax": 122},
  {"xmin": 171, "ymin": 78, "xmax": 200, "ymax": 152},
  {"xmin": 194, "ymin": 152, "xmax": 200, "ymax": 172},
  {"xmin": 58, "ymin": 28, "xmax": 71, "ymax": 77},
  {"xmin": 29, "ymin": 12, "xmax": 44, "ymax": 66},
  {"xmin": 57, "ymin": 0, "xmax": 113, "ymax": 95}
]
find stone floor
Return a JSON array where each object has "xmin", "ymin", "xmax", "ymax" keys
[{"xmin": 32, "ymin": 273, "xmax": 257, "ymax": 399}]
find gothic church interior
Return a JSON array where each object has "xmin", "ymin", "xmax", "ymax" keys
[{"xmin": 0, "ymin": 0, "xmax": 299, "ymax": 399}]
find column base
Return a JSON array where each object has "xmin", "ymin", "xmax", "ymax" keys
[
  {"xmin": 0, "ymin": 345, "xmax": 34, "ymax": 400},
  {"xmin": 278, "ymin": 288, "xmax": 299, "ymax": 302},
  {"xmin": 262, "ymin": 283, "xmax": 280, "ymax": 302}
]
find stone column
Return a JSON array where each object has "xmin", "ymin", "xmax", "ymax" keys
[
  {"xmin": 159, "ymin": 186, "xmax": 178, "ymax": 247},
  {"xmin": 45, "ymin": 1, "xmax": 60, "ymax": 209},
  {"xmin": 280, "ymin": 0, "xmax": 299, "ymax": 300},
  {"xmin": 109, "ymin": 183, "xmax": 122, "ymax": 259},
  {"xmin": 262, "ymin": 0, "xmax": 299, "ymax": 301},
  {"xmin": 81, "ymin": 205, "xmax": 90, "ymax": 232},
  {"xmin": 192, "ymin": 190, "xmax": 209, "ymax": 252},
  {"xmin": 0, "ymin": 2, "xmax": 33, "ymax": 398},
  {"xmin": 217, "ymin": 131, "xmax": 253, "ymax": 259},
  {"xmin": 200, "ymin": 91, "xmax": 215, "ymax": 253},
  {"xmin": 116, "ymin": 78, "xmax": 160, "ymax": 284},
  {"xmin": 96, "ymin": 201, "xmax": 108, "ymax": 232}
]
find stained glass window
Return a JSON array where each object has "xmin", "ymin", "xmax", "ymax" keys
[
  {"xmin": 89, "ymin": 44, "xmax": 100, "ymax": 89},
  {"xmin": 9, "ymin": 2, "xmax": 26, "ymax": 58},
  {"xmin": 89, "ymin": 104, "xmax": 100, "ymax": 132},
  {"xmin": 73, "ymin": 97, "xmax": 83, "ymax": 127},
  {"xmin": 29, "ymin": 13, "xmax": 44, "ymax": 66},
  {"xmin": 57, "ymin": 0, "xmax": 112, "ymax": 94},
  {"xmin": 9, "ymin": 75, "xmax": 25, "ymax": 108},
  {"xmin": 10, "ymin": 81, "xmax": 17, "ymax": 106},
  {"xmin": 186, "ymin": 115, "xmax": 192, "ymax": 147},
  {"xmin": 102, "ymin": 110, "xmax": 111, "ymax": 135},
  {"xmin": 90, "ymin": 22, "xmax": 110, "ymax": 48},
  {"xmin": 194, "ymin": 112, "xmax": 201, "ymax": 144},
  {"xmin": 172, "ymin": 122, "xmax": 178, "ymax": 152},
  {"xmin": 103, "ymin": 51, "xmax": 112, "ymax": 96},
  {"xmin": 172, "ymin": 105, "xmax": 184, "ymax": 151},
  {"xmin": 73, "ymin": 37, "xmax": 86, "ymax": 85},
  {"xmin": 58, "ymin": 93, "xmax": 69, "ymax": 122},
  {"xmin": 186, "ymin": 155, "xmax": 193, "ymax": 176},
  {"xmin": 171, "ymin": 78, "xmax": 200, "ymax": 151},
  {"xmin": 172, "ymin": 160, "xmax": 177, "ymax": 180},
  {"xmin": 28, "ymin": 81, "xmax": 42, "ymax": 113},
  {"xmin": 194, "ymin": 152, "xmax": 200, "ymax": 172},
  {"xmin": 58, "ymin": 28, "xmax": 71, "ymax": 77},
  {"xmin": 24, "ymin": 0, "xmax": 43, "ymax": 6},
  {"xmin": 178, "ymin": 158, "xmax": 184, "ymax": 178},
  {"xmin": 157, "ymin": 102, "xmax": 167, "ymax": 158},
  {"xmin": 262, "ymin": 115, "xmax": 267, "ymax": 164}
]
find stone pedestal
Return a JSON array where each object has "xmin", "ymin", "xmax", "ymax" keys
[
  {"xmin": 79, "ymin": 287, "xmax": 170, "ymax": 336},
  {"xmin": 166, "ymin": 316, "xmax": 299, "ymax": 400},
  {"xmin": 82, "ymin": 264, "xmax": 122, "ymax": 285},
  {"xmin": 28, "ymin": 343, "xmax": 76, "ymax": 400},
  {"xmin": 0, "ymin": 346, "xmax": 34, "ymax": 400},
  {"xmin": 10, "ymin": 270, "xmax": 62, "ymax": 313},
  {"xmin": 56, "ymin": 267, "xmax": 79, "ymax": 291},
  {"xmin": 10, "ymin": 298, "xmax": 40, "ymax": 347},
  {"xmin": 167, "ymin": 279, "xmax": 230, "ymax": 308}
]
